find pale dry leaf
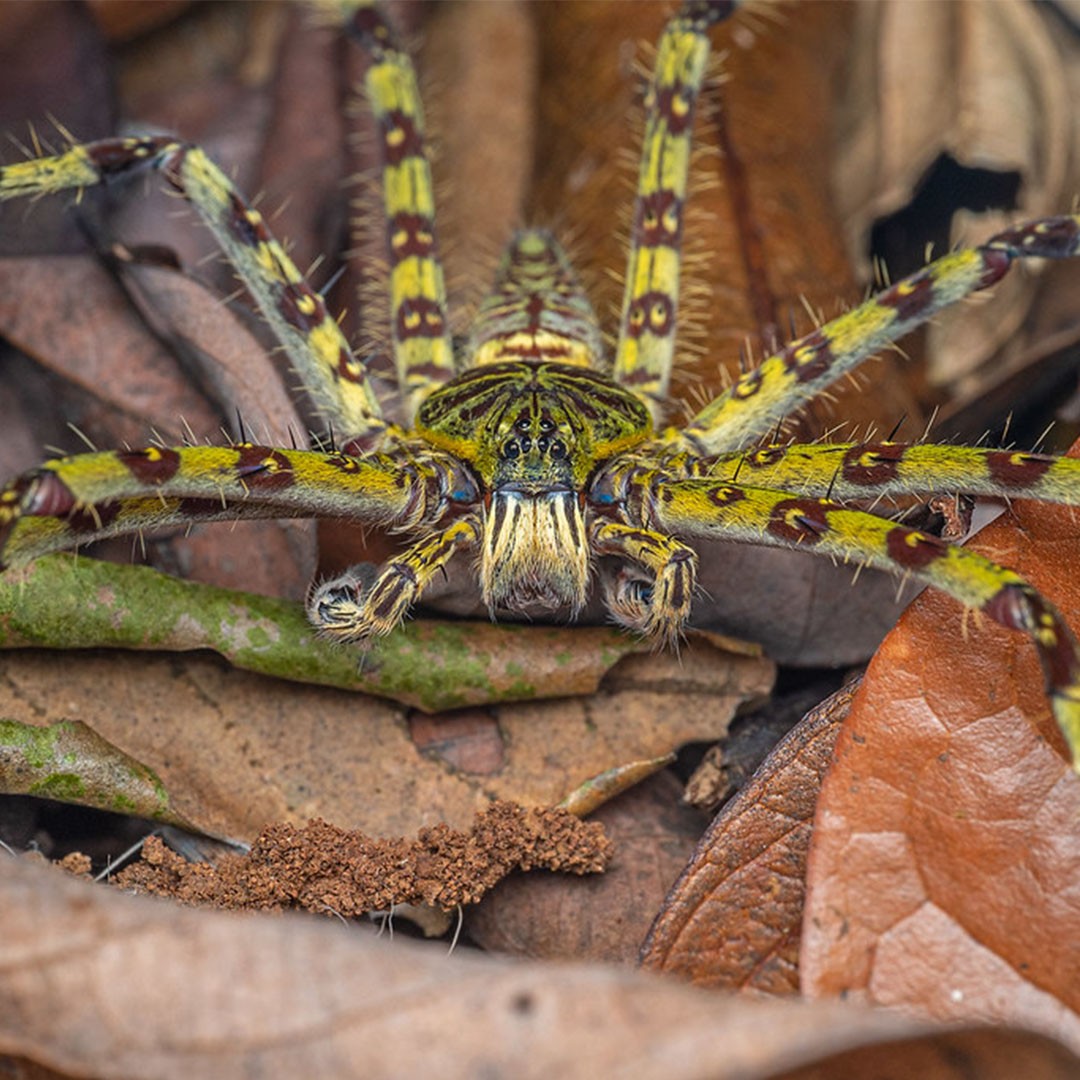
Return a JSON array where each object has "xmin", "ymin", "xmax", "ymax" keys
[
  {"xmin": 2, "ymin": 855, "xmax": 1078, "ymax": 1080},
  {"xmin": 835, "ymin": 1, "xmax": 1073, "ymax": 388},
  {"xmin": 0, "ymin": 633, "xmax": 772, "ymax": 842}
]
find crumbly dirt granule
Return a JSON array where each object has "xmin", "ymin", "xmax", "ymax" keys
[{"xmin": 115, "ymin": 801, "xmax": 612, "ymax": 915}]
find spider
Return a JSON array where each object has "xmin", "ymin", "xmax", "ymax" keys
[{"xmin": 0, "ymin": 1, "xmax": 1079, "ymax": 766}]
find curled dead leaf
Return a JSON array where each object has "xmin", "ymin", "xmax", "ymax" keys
[{"xmin": 640, "ymin": 683, "xmax": 856, "ymax": 993}]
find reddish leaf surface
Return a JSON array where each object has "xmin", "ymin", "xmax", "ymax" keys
[
  {"xmin": 639, "ymin": 683, "xmax": 855, "ymax": 993},
  {"xmin": 802, "ymin": 447, "xmax": 1080, "ymax": 1048},
  {"xmin": 3, "ymin": 855, "xmax": 1080, "ymax": 1080}
]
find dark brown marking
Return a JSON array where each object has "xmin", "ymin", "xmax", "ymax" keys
[
  {"xmin": 877, "ymin": 272, "xmax": 936, "ymax": 322},
  {"xmin": 381, "ymin": 111, "xmax": 424, "ymax": 167},
  {"xmin": 730, "ymin": 368, "xmax": 764, "ymax": 400},
  {"xmin": 884, "ymin": 526, "xmax": 948, "ymax": 570},
  {"xmin": 654, "ymin": 84, "xmax": 696, "ymax": 136},
  {"xmin": 624, "ymin": 292, "xmax": 674, "ymax": 339},
  {"xmin": 117, "ymin": 448, "xmax": 181, "ymax": 486},
  {"xmin": 841, "ymin": 442, "xmax": 906, "ymax": 487},
  {"xmin": 396, "ymin": 296, "xmax": 446, "ymax": 340},
  {"xmin": 986, "ymin": 451, "xmax": 1054, "ymax": 488},
  {"xmin": 336, "ymin": 347, "xmax": 367, "ymax": 386},
  {"xmin": 234, "ymin": 447, "xmax": 295, "ymax": 490},
  {"xmin": 226, "ymin": 192, "xmax": 271, "ymax": 248},
  {"xmin": 278, "ymin": 282, "xmax": 326, "ymax": 332},
  {"xmin": 706, "ymin": 485, "xmax": 746, "ymax": 509},
  {"xmin": 987, "ymin": 217, "xmax": 1080, "ymax": 261},
  {"xmin": 87, "ymin": 136, "xmax": 173, "ymax": 178},
  {"xmin": 781, "ymin": 330, "xmax": 833, "ymax": 384},
  {"xmin": 767, "ymin": 498, "xmax": 831, "ymax": 545},
  {"xmin": 984, "ymin": 585, "xmax": 1080, "ymax": 691},
  {"xmin": 388, "ymin": 212, "xmax": 436, "ymax": 263},
  {"xmin": 747, "ymin": 446, "xmax": 786, "ymax": 469},
  {"xmin": 634, "ymin": 190, "xmax": 683, "ymax": 246}
]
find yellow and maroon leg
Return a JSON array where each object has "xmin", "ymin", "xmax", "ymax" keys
[
  {"xmin": 308, "ymin": 517, "xmax": 478, "ymax": 641},
  {"xmin": 676, "ymin": 215, "xmax": 1080, "ymax": 455},
  {"xmin": 0, "ymin": 139, "xmax": 386, "ymax": 447},
  {"xmin": 612, "ymin": 0, "xmax": 737, "ymax": 417},
  {"xmin": 347, "ymin": 3, "xmax": 456, "ymax": 419},
  {"xmin": 639, "ymin": 477, "xmax": 1080, "ymax": 768},
  {"xmin": 0, "ymin": 444, "xmax": 466, "ymax": 568},
  {"xmin": 589, "ymin": 520, "xmax": 697, "ymax": 644},
  {"xmin": 703, "ymin": 442, "xmax": 1080, "ymax": 504}
]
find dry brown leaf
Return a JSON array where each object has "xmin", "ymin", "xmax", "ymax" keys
[
  {"xmin": 835, "ymin": 2, "xmax": 1074, "ymax": 391},
  {"xmin": 4, "ymin": 856, "xmax": 1080, "ymax": 1080},
  {"xmin": 802, "ymin": 447, "xmax": 1080, "ymax": 1048},
  {"xmin": 639, "ymin": 683, "xmax": 855, "ymax": 994},
  {"xmin": 468, "ymin": 770, "xmax": 704, "ymax": 965},
  {"xmin": 0, "ymin": 634, "xmax": 772, "ymax": 842}
]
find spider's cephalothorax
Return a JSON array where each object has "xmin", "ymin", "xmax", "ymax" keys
[{"xmin": 2, "ymin": 1, "xmax": 1080, "ymax": 765}]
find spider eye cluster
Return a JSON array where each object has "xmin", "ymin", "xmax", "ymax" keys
[{"xmin": 501, "ymin": 414, "xmax": 567, "ymax": 462}]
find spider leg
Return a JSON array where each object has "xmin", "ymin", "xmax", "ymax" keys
[
  {"xmin": 638, "ymin": 477, "xmax": 1080, "ymax": 767},
  {"xmin": 0, "ymin": 138, "xmax": 386, "ymax": 447},
  {"xmin": 308, "ymin": 517, "xmax": 478, "ymax": 641},
  {"xmin": 704, "ymin": 441, "xmax": 1080, "ymax": 504},
  {"xmin": 0, "ymin": 444, "xmax": 465, "ymax": 568},
  {"xmin": 346, "ymin": 3, "xmax": 456, "ymax": 419},
  {"xmin": 613, "ymin": 0, "xmax": 737, "ymax": 418},
  {"xmin": 590, "ymin": 520, "xmax": 697, "ymax": 645},
  {"xmin": 676, "ymin": 215, "xmax": 1080, "ymax": 455}
]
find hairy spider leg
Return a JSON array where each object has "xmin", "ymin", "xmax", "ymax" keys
[
  {"xmin": 0, "ymin": 444, "xmax": 464, "ymax": 568},
  {"xmin": 612, "ymin": 0, "xmax": 738, "ymax": 416},
  {"xmin": 309, "ymin": 517, "xmax": 478, "ymax": 641},
  {"xmin": 636, "ymin": 477, "xmax": 1080, "ymax": 763},
  {"xmin": 589, "ymin": 520, "xmax": 697, "ymax": 643},
  {"xmin": 0, "ymin": 138, "xmax": 386, "ymax": 445},
  {"xmin": 703, "ymin": 442, "xmax": 1080, "ymax": 503},
  {"xmin": 347, "ymin": 3, "xmax": 455, "ymax": 419},
  {"xmin": 677, "ymin": 216, "xmax": 1080, "ymax": 455}
]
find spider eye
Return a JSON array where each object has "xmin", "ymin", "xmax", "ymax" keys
[
  {"xmin": 520, "ymin": 436, "xmax": 532, "ymax": 452},
  {"xmin": 549, "ymin": 439, "xmax": 566, "ymax": 459},
  {"xmin": 502, "ymin": 440, "xmax": 519, "ymax": 459}
]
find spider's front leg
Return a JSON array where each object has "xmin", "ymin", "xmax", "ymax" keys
[
  {"xmin": 308, "ymin": 517, "xmax": 479, "ymax": 642},
  {"xmin": 637, "ymin": 475, "xmax": 1080, "ymax": 769}
]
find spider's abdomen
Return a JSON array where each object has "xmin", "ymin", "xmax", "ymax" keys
[
  {"xmin": 469, "ymin": 230, "xmax": 604, "ymax": 368},
  {"xmin": 415, "ymin": 361, "xmax": 652, "ymax": 491}
]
